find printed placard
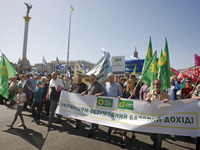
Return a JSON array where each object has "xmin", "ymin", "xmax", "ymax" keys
[
  {"xmin": 97, "ymin": 98, "xmax": 113, "ymax": 108},
  {"xmin": 118, "ymin": 100, "xmax": 134, "ymax": 110}
]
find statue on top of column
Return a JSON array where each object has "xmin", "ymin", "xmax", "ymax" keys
[{"xmin": 24, "ymin": 2, "xmax": 32, "ymax": 16}]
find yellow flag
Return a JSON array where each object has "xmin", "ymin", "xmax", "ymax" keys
[
  {"xmin": 131, "ymin": 65, "xmax": 137, "ymax": 75},
  {"xmin": 74, "ymin": 62, "xmax": 90, "ymax": 85},
  {"xmin": 70, "ymin": 6, "xmax": 74, "ymax": 12}
]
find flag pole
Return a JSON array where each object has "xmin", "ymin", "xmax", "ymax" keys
[
  {"xmin": 129, "ymin": 79, "xmax": 140, "ymax": 99},
  {"xmin": 66, "ymin": 6, "xmax": 73, "ymax": 73}
]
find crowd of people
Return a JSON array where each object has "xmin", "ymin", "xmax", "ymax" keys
[{"xmin": 1, "ymin": 71, "xmax": 200, "ymax": 150}]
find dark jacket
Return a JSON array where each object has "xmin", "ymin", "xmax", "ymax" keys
[
  {"xmin": 23, "ymin": 79, "xmax": 33, "ymax": 98},
  {"xmin": 42, "ymin": 82, "xmax": 49, "ymax": 100}
]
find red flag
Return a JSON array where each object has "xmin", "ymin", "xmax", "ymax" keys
[
  {"xmin": 182, "ymin": 73, "xmax": 189, "ymax": 78},
  {"xmin": 195, "ymin": 54, "xmax": 200, "ymax": 67}
]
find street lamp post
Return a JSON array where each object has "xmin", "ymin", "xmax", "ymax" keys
[{"xmin": 66, "ymin": 6, "xmax": 74, "ymax": 74}]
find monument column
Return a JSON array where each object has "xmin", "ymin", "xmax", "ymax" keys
[
  {"xmin": 17, "ymin": 2, "xmax": 32, "ymax": 73},
  {"xmin": 22, "ymin": 2, "xmax": 32, "ymax": 60}
]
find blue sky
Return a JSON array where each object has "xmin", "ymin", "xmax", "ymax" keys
[{"xmin": 0, "ymin": 0, "xmax": 200, "ymax": 70}]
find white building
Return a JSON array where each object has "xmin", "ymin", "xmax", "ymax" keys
[
  {"xmin": 34, "ymin": 60, "xmax": 94, "ymax": 76},
  {"xmin": 178, "ymin": 66, "xmax": 200, "ymax": 78}
]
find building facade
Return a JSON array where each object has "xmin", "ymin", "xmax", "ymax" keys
[{"xmin": 34, "ymin": 60, "xmax": 95, "ymax": 76}]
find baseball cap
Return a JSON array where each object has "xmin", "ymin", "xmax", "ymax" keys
[
  {"xmin": 17, "ymin": 85, "xmax": 23, "ymax": 89},
  {"xmin": 36, "ymin": 80, "xmax": 42, "ymax": 85}
]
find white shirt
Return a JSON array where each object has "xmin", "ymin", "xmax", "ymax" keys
[
  {"xmin": 17, "ymin": 93, "xmax": 26, "ymax": 106},
  {"xmin": 49, "ymin": 78, "xmax": 64, "ymax": 96},
  {"xmin": 63, "ymin": 80, "xmax": 71, "ymax": 90}
]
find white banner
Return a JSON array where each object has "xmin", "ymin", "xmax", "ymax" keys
[
  {"xmin": 56, "ymin": 91, "xmax": 200, "ymax": 136},
  {"xmin": 111, "ymin": 56, "xmax": 125, "ymax": 76}
]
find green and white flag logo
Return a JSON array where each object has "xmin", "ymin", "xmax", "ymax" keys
[
  {"xmin": 118, "ymin": 100, "xmax": 134, "ymax": 110},
  {"xmin": 97, "ymin": 98, "xmax": 113, "ymax": 108}
]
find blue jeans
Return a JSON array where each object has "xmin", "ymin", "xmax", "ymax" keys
[
  {"xmin": 150, "ymin": 133, "xmax": 162, "ymax": 150},
  {"xmin": 11, "ymin": 106, "xmax": 24, "ymax": 126},
  {"xmin": 9, "ymin": 90, "xmax": 15, "ymax": 100},
  {"xmin": 48, "ymin": 100, "xmax": 61, "ymax": 123}
]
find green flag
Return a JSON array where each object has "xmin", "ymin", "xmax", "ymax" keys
[
  {"xmin": 0, "ymin": 54, "xmax": 17, "ymax": 99},
  {"xmin": 141, "ymin": 51, "xmax": 157, "ymax": 87},
  {"xmin": 158, "ymin": 49, "xmax": 163, "ymax": 62},
  {"xmin": 157, "ymin": 38, "xmax": 171, "ymax": 90},
  {"xmin": 158, "ymin": 49, "xmax": 175, "ymax": 77},
  {"xmin": 142, "ymin": 36, "xmax": 153, "ymax": 72},
  {"xmin": 132, "ymin": 65, "xmax": 137, "ymax": 75}
]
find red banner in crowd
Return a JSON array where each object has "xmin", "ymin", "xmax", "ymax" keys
[
  {"xmin": 187, "ymin": 68, "xmax": 193, "ymax": 74},
  {"xmin": 194, "ymin": 68, "xmax": 200, "ymax": 76}
]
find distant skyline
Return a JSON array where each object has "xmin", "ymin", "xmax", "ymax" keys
[{"xmin": 0, "ymin": 0, "xmax": 200, "ymax": 70}]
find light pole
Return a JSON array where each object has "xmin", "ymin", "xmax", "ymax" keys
[{"xmin": 66, "ymin": 6, "xmax": 74, "ymax": 73}]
